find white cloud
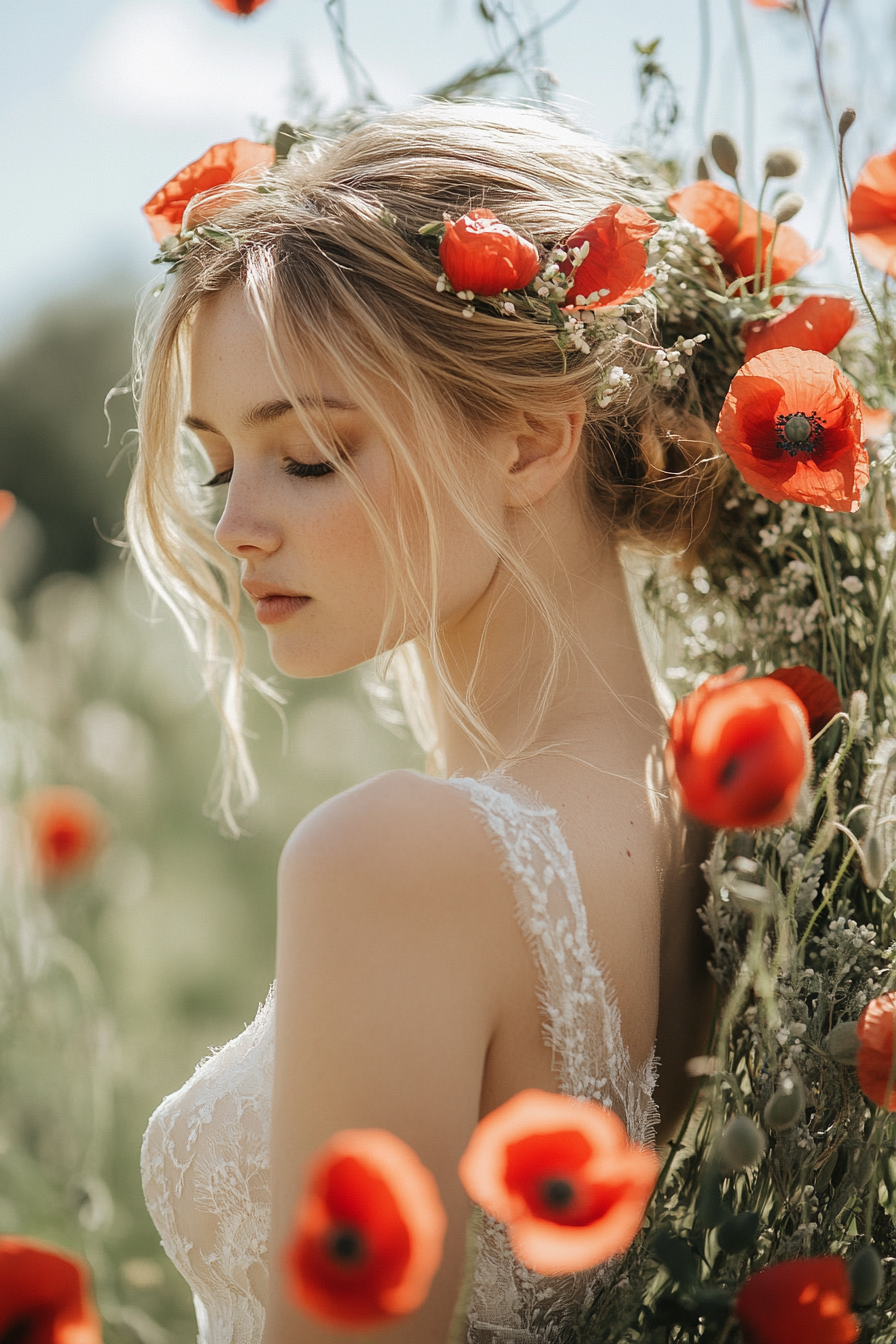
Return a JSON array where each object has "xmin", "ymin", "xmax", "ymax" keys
[{"xmin": 71, "ymin": 0, "xmax": 300, "ymax": 129}]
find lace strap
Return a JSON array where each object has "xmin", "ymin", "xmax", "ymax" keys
[{"xmin": 443, "ymin": 772, "xmax": 658, "ymax": 1145}]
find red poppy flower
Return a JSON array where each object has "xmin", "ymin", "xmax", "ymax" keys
[
  {"xmin": 667, "ymin": 180, "xmax": 813, "ymax": 289},
  {"xmin": 767, "ymin": 665, "xmax": 842, "ymax": 737},
  {"xmin": 21, "ymin": 787, "xmax": 108, "ymax": 884},
  {"xmin": 439, "ymin": 209, "xmax": 541, "ymax": 297},
  {"xmin": 848, "ymin": 147, "xmax": 896, "ymax": 278},
  {"xmin": 0, "ymin": 1237, "xmax": 103, "ymax": 1344},
  {"xmin": 742, "ymin": 296, "xmax": 856, "ymax": 363},
  {"xmin": 284, "ymin": 1128, "xmax": 446, "ymax": 1328},
  {"xmin": 0, "ymin": 490, "xmax": 14, "ymax": 532},
  {"xmin": 737, "ymin": 1256, "xmax": 859, "ymax": 1344},
  {"xmin": 666, "ymin": 668, "xmax": 809, "ymax": 830},
  {"xmin": 716, "ymin": 348, "xmax": 868, "ymax": 512},
  {"xmin": 862, "ymin": 399, "xmax": 893, "ymax": 444},
  {"xmin": 856, "ymin": 991, "xmax": 896, "ymax": 1109},
  {"xmin": 209, "ymin": 0, "xmax": 270, "ymax": 12},
  {"xmin": 749, "ymin": 0, "xmax": 795, "ymax": 8},
  {"xmin": 458, "ymin": 1089, "xmax": 658, "ymax": 1275},
  {"xmin": 142, "ymin": 139, "xmax": 275, "ymax": 243},
  {"xmin": 558, "ymin": 204, "xmax": 659, "ymax": 309}
]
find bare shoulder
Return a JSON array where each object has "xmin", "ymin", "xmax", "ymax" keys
[{"xmin": 278, "ymin": 769, "xmax": 503, "ymax": 925}]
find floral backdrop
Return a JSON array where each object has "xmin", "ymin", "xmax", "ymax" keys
[{"xmin": 6, "ymin": 2, "xmax": 896, "ymax": 1342}]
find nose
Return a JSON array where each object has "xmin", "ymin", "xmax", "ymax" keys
[{"xmin": 214, "ymin": 475, "xmax": 282, "ymax": 560}]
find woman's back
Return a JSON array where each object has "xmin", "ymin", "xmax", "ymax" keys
[{"xmin": 142, "ymin": 763, "xmax": 669, "ymax": 1344}]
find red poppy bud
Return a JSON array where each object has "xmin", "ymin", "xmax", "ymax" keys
[
  {"xmin": 736, "ymin": 1256, "xmax": 859, "ymax": 1344},
  {"xmin": 666, "ymin": 668, "xmax": 809, "ymax": 830},
  {"xmin": 0, "ymin": 1237, "xmax": 103, "ymax": 1344},
  {"xmin": 284, "ymin": 1129, "xmax": 446, "ymax": 1328},
  {"xmin": 856, "ymin": 991, "xmax": 896, "ymax": 1109},
  {"xmin": 439, "ymin": 210, "xmax": 540, "ymax": 297},
  {"xmin": 559, "ymin": 203, "xmax": 659, "ymax": 309},
  {"xmin": 458, "ymin": 1089, "xmax": 658, "ymax": 1275}
]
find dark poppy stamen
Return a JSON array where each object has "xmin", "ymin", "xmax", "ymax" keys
[
  {"xmin": 776, "ymin": 410, "xmax": 825, "ymax": 457},
  {"xmin": 719, "ymin": 757, "xmax": 740, "ymax": 787},
  {"xmin": 1, "ymin": 1317, "xmax": 36, "ymax": 1344},
  {"xmin": 541, "ymin": 1176, "xmax": 576, "ymax": 1211},
  {"xmin": 326, "ymin": 1224, "xmax": 367, "ymax": 1266}
]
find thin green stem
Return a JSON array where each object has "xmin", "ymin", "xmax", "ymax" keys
[
  {"xmin": 798, "ymin": 839, "xmax": 859, "ymax": 950},
  {"xmin": 729, "ymin": 0, "xmax": 756, "ymax": 196},
  {"xmin": 869, "ymin": 535, "xmax": 896, "ymax": 724}
]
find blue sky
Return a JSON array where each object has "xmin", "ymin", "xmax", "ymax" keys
[{"xmin": 3, "ymin": 0, "xmax": 896, "ymax": 347}]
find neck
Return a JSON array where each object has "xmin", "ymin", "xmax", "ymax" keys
[{"xmin": 415, "ymin": 478, "xmax": 662, "ymax": 779}]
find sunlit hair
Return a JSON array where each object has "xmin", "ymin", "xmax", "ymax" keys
[{"xmin": 128, "ymin": 101, "xmax": 727, "ymax": 828}]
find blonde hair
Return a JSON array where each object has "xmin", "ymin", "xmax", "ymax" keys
[{"xmin": 127, "ymin": 102, "xmax": 727, "ymax": 826}]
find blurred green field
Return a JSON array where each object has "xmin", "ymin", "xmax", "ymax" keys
[{"xmin": 0, "ymin": 290, "xmax": 422, "ymax": 1342}]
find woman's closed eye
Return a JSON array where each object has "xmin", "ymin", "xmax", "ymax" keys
[{"xmin": 202, "ymin": 459, "xmax": 335, "ymax": 488}]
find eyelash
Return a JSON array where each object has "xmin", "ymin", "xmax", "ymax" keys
[{"xmin": 202, "ymin": 460, "xmax": 335, "ymax": 488}]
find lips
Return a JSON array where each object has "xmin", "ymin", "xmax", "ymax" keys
[{"xmin": 243, "ymin": 584, "xmax": 309, "ymax": 626}]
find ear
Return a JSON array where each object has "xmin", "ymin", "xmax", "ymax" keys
[{"xmin": 503, "ymin": 401, "xmax": 586, "ymax": 508}]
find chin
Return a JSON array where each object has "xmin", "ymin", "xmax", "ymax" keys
[{"xmin": 266, "ymin": 634, "xmax": 378, "ymax": 681}]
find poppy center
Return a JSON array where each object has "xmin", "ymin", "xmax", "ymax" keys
[
  {"xmin": 325, "ymin": 1224, "xmax": 367, "ymax": 1266},
  {"xmin": 1, "ymin": 1316, "xmax": 36, "ymax": 1344},
  {"xmin": 540, "ymin": 1176, "xmax": 576, "ymax": 1211},
  {"xmin": 776, "ymin": 410, "xmax": 825, "ymax": 457}
]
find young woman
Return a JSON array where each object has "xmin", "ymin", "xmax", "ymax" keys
[{"xmin": 136, "ymin": 103, "xmax": 724, "ymax": 1344}]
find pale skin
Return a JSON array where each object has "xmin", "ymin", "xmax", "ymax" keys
[{"xmin": 188, "ymin": 287, "xmax": 712, "ymax": 1344}]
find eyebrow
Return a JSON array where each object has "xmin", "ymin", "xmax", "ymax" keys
[{"xmin": 184, "ymin": 396, "xmax": 359, "ymax": 434}]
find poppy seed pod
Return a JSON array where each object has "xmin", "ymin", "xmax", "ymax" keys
[
  {"xmin": 849, "ymin": 1244, "xmax": 884, "ymax": 1306},
  {"xmin": 764, "ymin": 148, "xmax": 803, "ymax": 179},
  {"xmin": 824, "ymin": 1019, "xmax": 860, "ymax": 1065},
  {"xmin": 763, "ymin": 1073, "xmax": 805, "ymax": 1130},
  {"xmin": 774, "ymin": 191, "xmax": 805, "ymax": 223},
  {"xmin": 710, "ymin": 132, "xmax": 740, "ymax": 179},
  {"xmin": 718, "ymin": 1116, "xmax": 767, "ymax": 1171},
  {"xmin": 839, "ymin": 107, "xmax": 857, "ymax": 138}
]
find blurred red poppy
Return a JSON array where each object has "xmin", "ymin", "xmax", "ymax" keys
[
  {"xmin": 861, "ymin": 398, "xmax": 893, "ymax": 445},
  {"xmin": 767, "ymin": 666, "xmax": 842, "ymax": 737},
  {"xmin": 0, "ymin": 490, "xmax": 14, "ymax": 532},
  {"xmin": 667, "ymin": 181, "xmax": 812, "ymax": 290},
  {"xmin": 666, "ymin": 668, "xmax": 809, "ymax": 830},
  {"xmin": 21, "ymin": 787, "xmax": 108, "ymax": 884},
  {"xmin": 737, "ymin": 1256, "xmax": 859, "ymax": 1344},
  {"xmin": 0, "ymin": 1237, "xmax": 103, "ymax": 1344},
  {"xmin": 439, "ymin": 209, "xmax": 540, "ymax": 297},
  {"xmin": 209, "ymin": 0, "xmax": 271, "ymax": 12},
  {"xmin": 142, "ymin": 139, "xmax": 275, "ymax": 243},
  {"xmin": 716, "ymin": 348, "xmax": 868, "ymax": 512},
  {"xmin": 742, "ymin": 295, "xmax": 856, "ymax": 362},
  {"xmin": 559, "ymin": 204, "xmax": 659, "ymax": 309},
  {"xmin": 458, "ymin": 1089, "xmax": 658, "ymax": 1275},
  {"xmin": 848, "ymin": 147, "xmax": 896, "ymax": 278},
  {"xmin": 856, "ymin": 991, "xmax": 896, "ymax": 1110},
  {"xmin": 749, "ymin": 0, "xmax": 795, "ymax": 8},
  {"xmin": 284, "ymin": 1128, "xmax": 446, "ymax": 1328}
]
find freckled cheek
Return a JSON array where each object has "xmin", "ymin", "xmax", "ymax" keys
[{"xmin": 293, "ymin": 490, "xmax": 390, "ymax": 604}]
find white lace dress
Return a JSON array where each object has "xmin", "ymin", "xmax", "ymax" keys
[{"xmin": 141, "ymin": 773, "xmax": 659, "ymax": 1344}]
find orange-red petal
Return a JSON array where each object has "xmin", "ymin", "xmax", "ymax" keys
[
  {"xmin": 767, "ymin": 666, "xmax": 842, "ymax": 737},
  {"xmin": 0, "ymin": 1237, "xmax": 103, "ymax": 1344},
  {"xmin": 666, "ymin": 674, "xmax": 809, "ymax": 830},
  {"xmin": 861, "ymin": 398, "xmax": 893, "ymax": 444},
  {"xmin": 742, "ymin": 296, "xmax": 856, "ymax": 362},
  {"xmin": 0, "ymin": 490, "xmax": 14, "ymax": 532},
  {"xmin": 560, "ymin": 203, "xmax": 659, "ymax": 309},
  {"xmin": 210, "ymin": 0, "xmax": 271, "ymax": 10},
  {"xmin": 848, "ymin": 147, "xmax": 896, "ymax": 278},
  {"xmin": 737, "ymin": 1257, "xmax": 859, "ymax": 1344},
  {"xmin": 458, "ymin": 1089, "xmax": 658, "ymax": 1275},
  {"xmin": 142, "ymin": 139, "xmax": 275, "ymax": 243},
  {"xmin": 668, "ymin": 181, "xmax": 812, "ymax": 285},
  {"xmin": 857, "ymin": 991, "xmax": 896, "ymax": 1110},
  {"xmin": 284, "ymin": 1129, "xmax": 446, "ymax": 1328},
  {"xmin": 716, "ymin": 348, "xmax": 868, "ymax": 512}
]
